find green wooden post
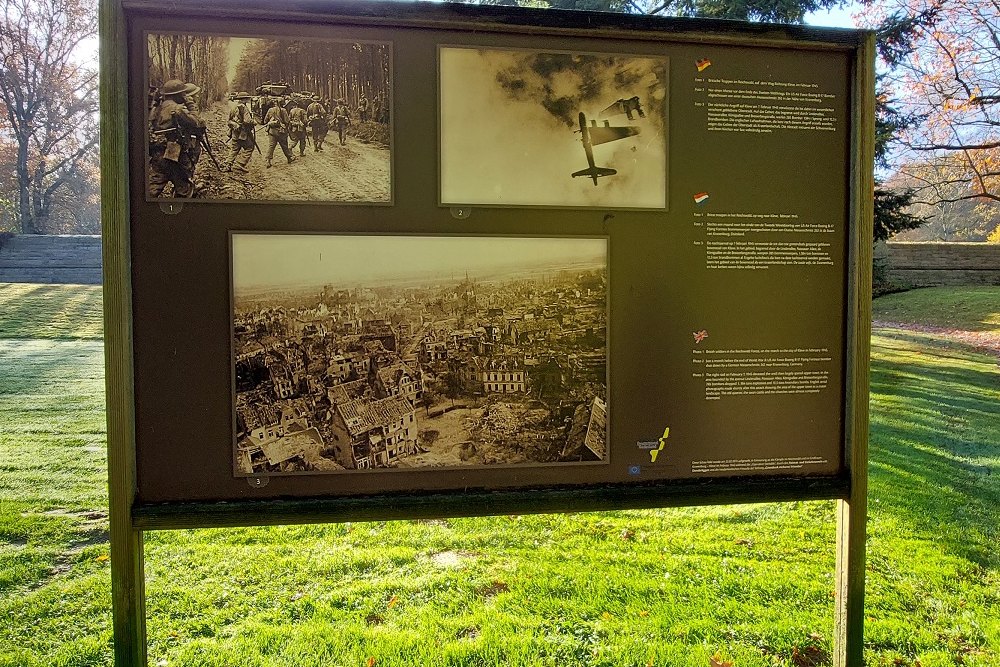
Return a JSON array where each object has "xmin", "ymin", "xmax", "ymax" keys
[
  {"xmin": 100, "ymin": 0, "xmax": 148, "ymax": 664},
  {"xmin": 834, "ymin": 31, "xmax": 875, "ymax": 667}
]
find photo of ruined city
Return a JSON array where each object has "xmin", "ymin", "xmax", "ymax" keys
[{"xmin": 231, "ymin": 234, "xmax": 609, "ymax": 475}]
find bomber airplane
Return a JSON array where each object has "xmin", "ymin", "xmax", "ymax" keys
[
  {"xmin": 599, "ymin": 96, "xmax": 645, "ymax": 121},
  {"xmin": 571, "ymin": 111, "xmax": 641, "ymax": 186}
]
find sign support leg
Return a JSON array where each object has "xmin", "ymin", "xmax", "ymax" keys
[
  {"xmin": 834, "ymin": 496, "xmax": 866, "ymax": 667},
  {"xmin": 111, "ymin": 527, "xmax": 147, "ymax": 666},
  {"xmin": 834, "ymin": 28, "xmax": 873, "ymax": 667}
]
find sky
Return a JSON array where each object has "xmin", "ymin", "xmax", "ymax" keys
[
  {"xmin": 804, "ymin": 4, "xmax": 859, "ymax": 29},
  {"xmin": 232, "ymin": 234, "xmax": 608, "ymax": 290}
]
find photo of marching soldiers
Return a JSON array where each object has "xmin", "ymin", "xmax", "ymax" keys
[
  {"xmin": 146, "ymin": 33, "xmax": 391, "ymax": 202},
  {"xmin": 231, "ymin": 234, "xmax": 609, "ymax": 475}
]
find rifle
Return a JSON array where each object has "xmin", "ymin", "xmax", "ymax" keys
[
  {"xmin": 156, "ymin": 121, "xmax": 222, "ymax": 171},
  {"xmin": 193, "ymin": 127, "xmax": 223, "ymax": 171},
  {"xmin": 237, "ymin": 102, "xmax": 262, "ymax": 155},
  {"xmin": 250, "ymin": 123, "xmax": 262, "ymax": 155}
]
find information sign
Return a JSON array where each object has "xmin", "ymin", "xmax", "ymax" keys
[{"xmin": 100, "ymin": 2, "xmax": 873, "ymax": 664}]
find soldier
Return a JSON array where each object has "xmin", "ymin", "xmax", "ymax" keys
[
  {"xmin": 358, "ymin": 92, "xmax": 370, "ymax": 123},
  {"xmin": 333, "ymin": 99, "xmax": 351, "ymax": 146},
  {"xmin": 306, "ymin": 95, "xmax": 329, "ymax": 152},
  {"xmin": 225, "ymin": 92, "xmax": 257, "ymax": 173},
  {"xmin": 263, "ymin": 100, "xmax": 295, "ymax": 168},
  {"xmin": 148, "ymin": 79, "xmax": 205, "ymax": 198},
  {"xmin": 287, "ymin": 100, "xmax": 308, "ymax": 157}
]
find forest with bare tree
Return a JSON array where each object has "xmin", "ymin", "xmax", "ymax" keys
[
  {"xmin": 0, "ymin": 0, "xmax": 99, "ymax": 234},
  {"xmin": 146, "ymin": 34, "xmax": 230, "ymax": 110},
  {"xmin": 230, "ymin": 39, "xmax": 390, "ymax": 110}
]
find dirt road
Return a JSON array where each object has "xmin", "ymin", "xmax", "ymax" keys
[{"xmin": 194, "ymin": 102, "xmax": 390, "ymax": 202}]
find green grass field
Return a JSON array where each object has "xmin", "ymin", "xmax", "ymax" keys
[{"xmin": 1, "ymin": 283, "xmax": 997, "ymax": 666}]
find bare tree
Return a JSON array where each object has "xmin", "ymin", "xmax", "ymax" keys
[
  {"xmin": 0, "ymin": 0, "xmax": 98, "ymax": 234},
  {"xmin": 866, "ymin": 0, "xmax": 1000, "ymax": 204}
]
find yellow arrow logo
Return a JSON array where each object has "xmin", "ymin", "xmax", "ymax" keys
[{"xmin": 650, "ymin": 427, "xmax": 669, "ymax": 463}]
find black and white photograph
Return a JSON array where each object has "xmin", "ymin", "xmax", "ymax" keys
[
  {"xmin": 146, "ymin": 33, "xmax": 391, "ymax": 202},
  {"xmin": 231, "ymin": 234, "xmax": 609, "ymax": 476},
  {"xmin": 439, "ymin": 46, "xmax": 667, "ymax": 209}
]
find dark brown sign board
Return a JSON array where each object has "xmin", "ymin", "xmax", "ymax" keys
[{"xmin": 100, "ymin": 1, "xmax": 873, "ymax": 664}]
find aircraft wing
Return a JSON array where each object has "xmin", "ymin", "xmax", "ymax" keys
[
  {"xmin": 588, "ymin": 125, "xmax": 640, "ymax": 146},
  {"xmin": 599, "ymin": 100, "xmax": 626, "ymax": 118}
]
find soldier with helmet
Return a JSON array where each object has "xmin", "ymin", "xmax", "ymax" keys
[
  {"xmin": 262, "ymin": 98, "xmax": 295, "ymax": 168},
  {"xmin": 306, "ymin": 95, "xmax": 329, "ymax": 152},
  {"xmin": 225, "ymin": 91, "xmax": 257, "ymax": 173},
  {"xmin": 148, "ymin": 79, "xmax": 206, "ymax": 197},
  {"xmin": 286, "ymin": 99, "xmax": 308, "ymax": 157},
  {"xmin": 332, "ymin": 99, "xmax": 351, "ymax": 146}
]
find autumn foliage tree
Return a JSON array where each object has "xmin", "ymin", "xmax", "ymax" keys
[
  {"xmin": 0, "ymin": 0, "xmax": 99, "ymax": 234},
  {"xmin": 865, "ymin": 0, "xmax": 1000, "ymax": 207}
]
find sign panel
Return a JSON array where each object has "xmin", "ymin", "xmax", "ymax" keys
[{"xmin": 117, "ymin": 2, "xmax": 867, "ymax": 510}]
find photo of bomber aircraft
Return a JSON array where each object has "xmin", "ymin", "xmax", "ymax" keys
[{"xmin": 571, "ymin": 111, "xmax": 641, "ymax": 186}]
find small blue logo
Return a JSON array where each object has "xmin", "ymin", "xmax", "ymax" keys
[{"xmin": 628, "ymin": 465, "xmax": 642, "ymax": 476}]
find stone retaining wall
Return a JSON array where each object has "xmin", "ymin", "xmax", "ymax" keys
[
  {"xmin": 0, "ymin": 235, "xmax": 102, "ymax": 284},
  {"xmin": 877, "ymin": 242, "xmax": 1000, "ymax": 288}
]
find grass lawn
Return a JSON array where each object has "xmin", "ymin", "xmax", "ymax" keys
[{"xmin": 1, "ymin": 284, "xmax": 997, "ymax": 666}]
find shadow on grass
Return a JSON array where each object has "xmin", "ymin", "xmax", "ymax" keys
[
  {"xmin": 869, "ymin": 337, "xmax": 1000, "ymax": 570},
  {"xmin": 872, "ymin": 287, "xmax": 1000, "ymax": 333},
  {"xmin": 0, "ymin": 339, "xmax": 105, "ymax": 401},
  {"xmin": 0, "ymin": 283, "xmax": 103, "ymax": 340}
]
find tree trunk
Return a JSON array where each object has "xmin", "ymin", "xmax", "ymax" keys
[{"xmin": 16, "ymin": 138, "xmax": 38, "ymax": 234}]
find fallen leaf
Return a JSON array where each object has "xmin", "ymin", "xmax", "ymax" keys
[
  {"xmin": 639, "ymin": 610, "xmax": 650, "ymax": 617},
  {"xmin": 367, "ymin": 658, "xmax": 376, "ymax": 667},
  {"xmin": 95, "ymin": 554, "xmax": 110, "ymax": 563},
  {"xmin": 710, "ymin": 651, "xmax": 733, "ymax": 667},
  {"xmin": 647, "ymin": 658, "xmax": 654, "ymax": 667},
  {"xmin": 476, "ymin": 580, "xmax": 509, "ymax": 597},
  {"xmin": 791, "ymin": 645, "xmax": 828, "ymax": 667},
  {"xmin": 620, "ymin": 528, "xmax": 635, "ymax": 540},
  {"xmin": 734, "ymin": 538, "xmax": 753, "ymax": 547},
  {"xmin": 601, "ymin": 611, "xmax": 613, "ymax": 621},
  {"xmin": 387, "ymin": 595, "xmax": 398, "ymax": 609}
]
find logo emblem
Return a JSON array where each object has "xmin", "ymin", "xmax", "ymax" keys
[{"xmin": 636, "ymin": 427, "xmax": 670, "ymax": 463}]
